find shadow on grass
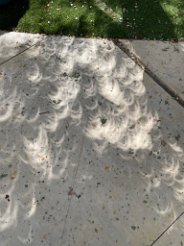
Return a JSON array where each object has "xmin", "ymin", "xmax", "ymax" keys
[
  {"xmin": 95, "ymin": 0, "xmax": 178, "ymax": 39},
  {"xmin": 51, "ymin": 0, "xmax": 178, "ymax": 39},
  {"xmin": 121, "ymin": 0, "xmax": 178, "ymax": 40},
  {"xmin": 0, "ymin": 0, "xmax": 180, "ymax": 40}
]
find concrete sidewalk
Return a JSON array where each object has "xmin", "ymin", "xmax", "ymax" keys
[{"xmin": 0, "ymin": 32, "xmax": 184, "ymax": 246}]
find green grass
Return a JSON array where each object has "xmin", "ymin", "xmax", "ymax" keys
[{"xmin": 0, "ymin": 0, "xmax": 184, "ymax": 40}]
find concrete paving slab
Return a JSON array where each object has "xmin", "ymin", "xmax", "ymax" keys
[
  {"xmin": 62, "ymin": 72, "xmax": 184, "ymax": 246},
  {"xmin": 0, "ymin": 33, "xmax": 184, "ymax": 246},
  {"xmin": 0, "ymin": 36, "xmax": 85, "ymax": 245},
  {"xmin": 118, "ymin": 40, "xmax": 184, "ymax": 102}
]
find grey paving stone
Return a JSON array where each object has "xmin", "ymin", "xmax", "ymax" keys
[{"xmin": 0, "ymin": 33, "xmax": 184, "ymax": 246}]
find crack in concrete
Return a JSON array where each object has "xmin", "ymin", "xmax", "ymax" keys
[{"xmin": 112, "ymin": 39, "xmax": 184, "ymax": 109}]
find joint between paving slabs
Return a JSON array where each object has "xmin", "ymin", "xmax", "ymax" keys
[
  {"xmin": 149, "ymin": 210, "xmax": 184, "ymax": 246},
  {"xmin": 112, "ymin": 39, "xmax": 184, "ymax": 109},
  {"xmin": 0, "ymin": 41, "xmax": 41, "ymax": 67},
  {"xmin": 60, "ymin": 136, "xmax": 85, "ymax": 243}
]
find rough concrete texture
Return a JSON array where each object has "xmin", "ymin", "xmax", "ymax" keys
[
  {"xmin": 0, "ymin": 32, "xmax": 184, "ymax": 246},
  {"xmin": 119, "ymin": 40, "xmax": 184, "ymax": 101}
]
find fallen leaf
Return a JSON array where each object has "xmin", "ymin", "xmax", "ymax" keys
[
  {"xmin": 104, "ymin": 165, "xmax": 111, "ymax": 171},
  {"xmin": 11, "ymin": 170, "xmax": 17, "ymax": 179}
]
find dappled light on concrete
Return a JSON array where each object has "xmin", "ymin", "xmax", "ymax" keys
[{"xmin": 0, "ymin": 33, "xmax": 184, "ymax": 245}]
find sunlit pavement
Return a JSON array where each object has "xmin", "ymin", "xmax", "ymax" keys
[{"xmin": 0, "ymin": 32, "xmax": 184, "ymax": 246}]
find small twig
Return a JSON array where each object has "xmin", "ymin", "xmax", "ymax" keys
[
  {"xmin": 68, "ymin": 187, "xmax": 81, "ymax": 199},
  {"xmin": 39, "ymin": 111, "xmax": 50, "ymax": 115}
]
